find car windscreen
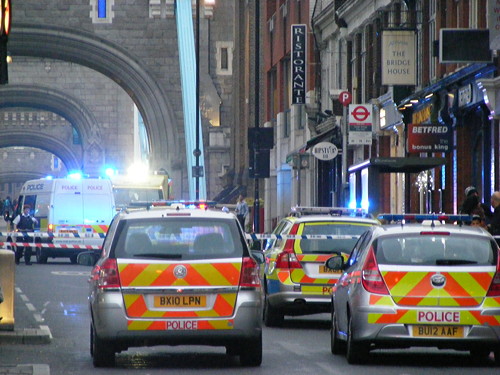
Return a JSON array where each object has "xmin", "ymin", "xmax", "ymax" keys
[
  {"xmin": 297, "ymin": 222, "xmax": 372, "ymax": 254},
  {"xmin": 112, "ymin": 217, "xmax": 245, "ymax": 260},
  {"xmin": 375, "ymin": 234, "xmax": 497, "ymax": 266}
]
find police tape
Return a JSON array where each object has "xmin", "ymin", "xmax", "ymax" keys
[
  {"xmin": 0, "ymin": 242, "xmax": 102, "ymax": 250},
  {"xmin": 0, "ymin": 231, "xmax": 106, "ymax": 239},
  {"xmin": 244, "ymin": 233, "xmax": 360, "ymax": 241}
]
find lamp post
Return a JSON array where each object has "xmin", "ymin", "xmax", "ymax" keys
[
  {"xmin": 253, "ymin": 0, "xmax": 260, "ymax": 233},
  {"xmin": 194, "ymin": 0, "xmax": 201, "ymax": 200}
]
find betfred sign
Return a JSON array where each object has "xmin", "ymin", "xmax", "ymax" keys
[
  {"xmin": 407, "ymin": 123, "xmax": 452, "ymax": 153},
  {"xmin": 291, "ymin": 24, "xmax": 307, "ymax": 104}
]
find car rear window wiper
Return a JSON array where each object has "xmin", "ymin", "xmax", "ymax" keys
[
  {"xmin": 435, "ymin": 259, "xmax": 478, "ymax": 265},
  {"xmin": 133, "ymin": 253, "xmax": 183, "ymax": 259}
]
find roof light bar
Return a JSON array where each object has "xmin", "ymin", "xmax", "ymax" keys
[
  {"xmin": 290, "ymin": 206, "xmax": 369, "ymax": 217},
  {"xmin": 378, "ymin": 214, "xmax": 472, "ymax": 223}
]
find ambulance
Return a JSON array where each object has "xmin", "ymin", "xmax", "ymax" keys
[{"xmin": 10, "ymin": 177, "xmax": 116, "ymax": 264}]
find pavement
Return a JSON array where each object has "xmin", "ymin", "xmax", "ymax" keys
[{"xmin": 0, "ymin": 221, "xmax": 51, "ymax": 375}]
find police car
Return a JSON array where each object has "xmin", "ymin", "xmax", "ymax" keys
[
  {"xmin": 81, "ymin": 203, "xmax": 264, "ymax": 367},
  {"xmin": 328, "ymin": 214, "xmax": 500, "ymax": 364},
  {"xmin": 261, "ymin": 207, "xmax": 379, "ymax": 327}
]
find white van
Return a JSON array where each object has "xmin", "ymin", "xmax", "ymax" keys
[{"xmin": 10, "ymin": 178, "xmax": 116, "ymax": 263}]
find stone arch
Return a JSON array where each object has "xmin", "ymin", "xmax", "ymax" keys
[
  {"xmin": 8, "ymin": 23, "xmax": 178, "ymax": 174},
  {"xmin": 0, "ymin": 130, "xmax": 81, "ymax": 171}
]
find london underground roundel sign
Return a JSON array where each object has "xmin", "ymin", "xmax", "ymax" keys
[{"xmin": 311, "ymin": 142, "xmax": 338, "ymax": 161}]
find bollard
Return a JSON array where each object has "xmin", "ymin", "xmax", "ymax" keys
[{"xmin": 0, "ymin": 249, "xmax": 15, "ymax": 330}]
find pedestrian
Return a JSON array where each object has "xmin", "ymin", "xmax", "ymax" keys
[
  {"xmin": 12, "ymin": 204, "xmax": 38, "ymax": 265},
  {"xmin": 235, "ymin": 194, "xmax": 249, "ymax": 231},
  {"xmin": 471, "ymin": 215, "xmax": 486, "ymax": 228},
  {"xmin": 488, "ymin": 192, "xmax": 500, "ymax": 237},
  {"xmin": 458, "ymin": 186, "xmax": 491, "ymax": 224}
]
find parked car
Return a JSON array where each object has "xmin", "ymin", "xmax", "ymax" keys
[
  {"xmin": 80, "ymin": 203, "xmax": 264, "ymax": 367},
  {"xmin": 328, "ymin": 214, "xmax": 500, "ymax": 364},
  {"xmin": 261, "ymin": 206, "xmax": 379, "ymax": 326}
]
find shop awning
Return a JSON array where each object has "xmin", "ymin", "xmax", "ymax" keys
[
  {"xmin": 348, "ymin": 157, "xmax": 447, "ymax": 174},
  {"xmin": 398, "ymin": 63, "xmax": 496, "ymax": 108},
  {"xmin": 285, "ymin": 127, "xmax": 338, "ymax": 163}
]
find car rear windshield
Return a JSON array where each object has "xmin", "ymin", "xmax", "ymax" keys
[
  {"xmin": 298, "ymin": 222, "xmax": 372, "ymax": 254},
  {"xmin": 112, "ymin": 217, "xmax": 246, "ymax": 260},
  {"xmin": 375, "ymin": 234, "xmax": 497, "ymax": 266}
]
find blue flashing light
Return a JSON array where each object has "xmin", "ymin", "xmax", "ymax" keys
[
  {"xmin": 68, "ymin": 171, "xmax": 83, "ymax": 180},
  {"xmin": 361, "ymin": 199, "xmax": 370, "ymax": 211},
  {"xmin": 348, "ymin": 200, "xmax": 357, "ymax": 209},
  {"xmin": 104, "ymin": 167, "xmax": 116, "ymax": 177},
  {"xmin": 44, "ymin": 175, "xmax": 54, "ymax": 180}
]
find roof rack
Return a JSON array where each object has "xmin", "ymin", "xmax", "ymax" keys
[
  {"xmin": 377, "ymin": 213, "xmax": 472, "ymax": 225},
  {"xmin": 290, "ymin": 206, "xmax": 372, "ymax": 218}
]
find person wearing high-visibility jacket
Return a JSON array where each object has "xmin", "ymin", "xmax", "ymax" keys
[{"xmin": 12, "ymin": 205, "xmax": 38, "ymax": 265}]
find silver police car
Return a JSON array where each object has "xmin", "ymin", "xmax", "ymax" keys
[
  {"xmin": 82, "ymin": 204, "xmax": 264, "ymax": 367},
  {"xmin": 328, "ymin": 214, "xmax": 500, "ymax": 364}
]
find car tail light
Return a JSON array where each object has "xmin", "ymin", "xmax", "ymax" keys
[
  {"xmin": 240, "ymin": 257, "xmax": 261, "ymax": 287},
  {"xmin": 487, "ymin": 249, "xmax": 500, "ymax": 296},
  {"xmin": 275, "ymin": 225, "xmax": 302, "ymax": 269},
  {"xmin": 94, "ymin": 258, "xmax": 121, "ymax": 289},
  {"xmin": 361, "ymin": 247, "xmax": 389, "ymax": 295}
]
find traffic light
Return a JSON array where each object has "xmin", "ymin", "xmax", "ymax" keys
[{"xmin": 0, "ymin": 0, "xmax": 11, "ymax": 85}]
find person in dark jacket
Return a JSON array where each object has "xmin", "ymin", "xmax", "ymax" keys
[
  {"xmin": 12, "ymin": 205, "xmax": 38, "ymax": 265},
  {"xmin": 488, "ymin": 192, "xmax": 500, "ymax": 238},
  {"xmin": 459, "ymin": 186, "xmax": 492, "ymax": 224}
]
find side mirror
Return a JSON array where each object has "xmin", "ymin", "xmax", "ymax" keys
[
  {"xmin": 325, "ymin": 255, "xmax": 344, "ymax": 271},
  {"xmin": 77, "ymin": 251, "xmax": 100, "ymax": 266},
  {"xmin": 250, "ymin": 250, "xmax": 265, "ymax": 264}
]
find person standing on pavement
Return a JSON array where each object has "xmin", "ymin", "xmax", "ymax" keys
[
  {"xmin": 12, "ymin": 205, "xmax": 38, "ymax": 265},
  {"xmin": 488, "ymin": 192, "xmax": 500, "ymax": 238},
  {"xmin": 235, "ymin": 194, "xmax": 249, "ymax": 231},
  {"xmin": 459, "ymin": 186, "xmax": 491, "ymax": 224}
]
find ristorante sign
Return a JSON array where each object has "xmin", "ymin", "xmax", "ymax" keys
[{"xmin": 291, "ymin": 24, "xmax": 307, "ymax": 104}]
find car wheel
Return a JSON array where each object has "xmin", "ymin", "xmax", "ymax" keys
[
  {"xmin": 330, "ymin": 310, "xmax": 345, "ymax": 355},
  {"xmin": 91, "ymin": 321, "xmax": 115, "ymax": 367},
  {"xmin": 346, "ymin": 314, "xmax": 368, "ymax": 364},
  {"xmin": 494, "ymin": 348, "xmax": 500, "ymax": 366},
  {"xmin": 470, "ymin": 348, "xmax": 491, "ymax": 363},
  {"xmin": 263, "ymin": 293, "xmax": 283, "ymax": 327},
  {"xmin": 70, "ymin": 254, "xmax": 78, "ymax": 264},
  {"xmin": 239, "ymin": 334, "xmax": 262, "ymax": 367},
  {"xmin": 36, "ymin": 248, "xmax": 48, "ymax": 264}
]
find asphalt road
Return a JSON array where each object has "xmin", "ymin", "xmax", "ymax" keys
[{"xmin": 0, "ymin": 215, "xmax": 499, "ymax": 375}]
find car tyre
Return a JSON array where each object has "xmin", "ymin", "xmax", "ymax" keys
[
  {"xmin": 70, "ymin": 254, "xmax": 78, "ymax": 264},
  {"xmin": 239, "ymin": 334, "xmax": 262, "ymax": 367},
  {"xmin": 346, "ymin": 314, "xmax": 368, "ymax": 364},
  {"xmin": 36, "ymin": 248, "xmax": 48, "ymax": 264},
  {"xmin": 91, "ymin": 321, "xmax": 115, "ymax": 367},
  {"xmin": 494, "ymin": 348, "xmax": 500, "ymax": 366},
  {"xmin": 263, "ymin": 293, "xmax": 283, "ymax": 327},
  {"xmin": 470, "ymin": 348, "xmax": 491, "ymax": 364},
  {"xmin": 330, "ymin": 310, "xmax": 345, "ymax": 355}
]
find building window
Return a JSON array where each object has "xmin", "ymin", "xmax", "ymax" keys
[
  {"xmin": 216, "ymin": 41, "xmax": 233, "ymax": 75},
  {"xmin": 72, "ymin": 127, "xmax": 82, "ymax": 145},
  {"xmin": 428, "ymin": 0, "xmax": 436, "ymax": 81},
  {"xmin": 90, "ymin": 0, "xmax": 114, "ymax": 24}
]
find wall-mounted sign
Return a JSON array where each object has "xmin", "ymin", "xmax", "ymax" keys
[
  {"xmin": 407, "ymin": 123, "xmax": 452, "ymax": 153},
  {"xmin": 291, "ymin": 24, "xmax": 307, "ymax": 104},
  {"xmin": 348, "ymin": 104, "xmax": 373, "ymax": 145},
  {"xmin": 311, "ymin": 142, "xmax": 338, "ymax": 160},
  {"xmin": 381, "ymin": 30, "xmax": 417, "ymax": 86}
]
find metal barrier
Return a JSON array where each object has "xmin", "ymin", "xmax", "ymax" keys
[{"xmin": 0, "ymin": 249, "xmax": 15, "ymax": 330}]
